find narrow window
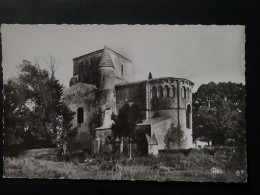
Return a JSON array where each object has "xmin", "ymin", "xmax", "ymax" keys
[
  {"xmin": 158, "ymin": 86, "xmax": 163, "ymax": 99},
  {"xmin": 182, "ymin": 86, "xmax": 186, "ymax": 99},
  {"xmin": 121, "ymin": 65, "xmax": 124, "ymax": 75},
  {"xmin": 77, "ymin": 107, "xmax": 84, "ymax": 125},
  {"xmin": 152, "ymin": 86, "xmax": 157, "ymax": 99},
  {"xmin": 186, "ymin": 105, "xmax": 191, "ymax": 128},
  {"xmin": 165, "ymin": 85, "xmax": 170, "ymax": 97},
  {"xmin": 172, "ymin": 85, "xmax": 176, "ymax": 97}
]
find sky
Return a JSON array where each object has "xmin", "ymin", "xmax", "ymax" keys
[{"xmin": 1, "ymin": 24, "xmax": 245, "ymax": 92}]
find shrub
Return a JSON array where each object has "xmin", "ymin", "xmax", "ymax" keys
[
  {"xmin": 100, "ymin": 161, "xmax": 114, "ymax": 171},
  {"xmin": 63, "ymin": 150, "xmax": 86, "ymax": 164},
  {"xmin": 101, "ymin": 144, "xmax": 113, "ymax": 155}
]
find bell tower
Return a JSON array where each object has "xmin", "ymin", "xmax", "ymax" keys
[{"xmin": 96, "ymin": 46, "xmax": 116, "ymax": 128}]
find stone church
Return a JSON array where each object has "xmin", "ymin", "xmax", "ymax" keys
[{"xmin": 64, "ymin": 46, "xmax": 194, "ymax": 155}]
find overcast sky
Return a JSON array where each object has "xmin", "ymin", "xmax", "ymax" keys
[{"xmin": 1, "ymin": 24, "xmax": 245, "ymax": 92}]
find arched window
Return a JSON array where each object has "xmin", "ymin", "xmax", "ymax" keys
[
  {"xmin": 182, "ymin": 86, "xmax": 186, "ymax": 99},
  {"xmin": 165, "ymin": 85, "xmax": 170, "ymax": 97},
  {"xmin": 158, "ymin": 86, "xmax": 163, "ymax": 99},
  {"xmin": 186, "ymin": 105, "xmax": 191, "ymax": 129},
  {"xmin": 186, "ymin": 88, "xmax": 189, "ymax": 99},
  {"xmin": 77, "ymin": 107, "xmax": 84, "ymax": 125},
  {"xmin": 172, "ymin": 85, "xmax": 176, "ymax": 97},
  {"xmin": 152, "ymin": 86, "xmax": 157, "ymax": 99}
]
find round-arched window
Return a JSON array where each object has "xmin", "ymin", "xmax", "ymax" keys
[
  {"xmin": 158, "ymin": 86, "xmax": 163, "ymax": 99},
  {"xmin": 77, "ymin": 107, "xmax": 84, "ymax": 125},
  {"xmin": 182, "ymin": 86, "xmax": 186, "ymax": 99},
  {"xmin": 172, "ymin": 85, "xmax": 176, "ymax": 97},
  {"xmin": 152, "ymin": 86, "xmax": 157, "ymax": 99},
  {"xmin": 186, "ymin": 105, "xmax": 191, "ymax": 129},
  {"xmin": 165, "ymin": 85, "xmax": 170, "ymax": 97}
]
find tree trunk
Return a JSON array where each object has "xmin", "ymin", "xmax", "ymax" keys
[
  {"xmin": 120, "ymin": 137, "xmax": 124, "ymax": 154},
  {"xmin": 129, "ymin": 141, "xmax": 132, "ymax": 160}
]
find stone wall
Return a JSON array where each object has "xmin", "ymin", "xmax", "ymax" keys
[
  {"xmin": 71, "ymin": 50, "xmax": 103, "ymax": 86},
  {"xmin": 178, "ymin": 79, "xmax": 193, "ymax": 148},
  {"xmin": 70, "ymin": 48, "xmax": 133, "ymax": 87},
  {"xmin": 63, "ymin": 83, "xmax": 97, "ymax": 130},
  {"xmin": 67, "ymin": 46, "xmax": 195, "ymax": 152},
  {"xmin": 150, "ymin": 118, "xmax": 172, "ymax": 150},
  {"xmin": 109, "ymin": 50, "xmax": 133, "ymax": 83},
  {"xmin": 115, "ymin": 82, "xmax": 147, "ymax": 114},
  {"xmin": 147, "ymin": 77, "xmax": 194, "ymax": 149}
]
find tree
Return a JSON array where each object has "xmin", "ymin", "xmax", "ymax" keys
[
  {"xmin": 56, "ymin": 104, "xmax": 77, "ymax": 154},
  {"xmin": 164, "ymin": 123, "xmax": 184, "ymax": 149},
  {"xmin": 3, "ymin": 59, "xmax": 75, "ymax": 151},
  {"xmin": 3, "ymin": 79, "xmax": 25, "ymax": 146},
  {"xmin": 193, "ymin": 82, "xmax": 245, "ymax": 146},
  {"xmin": 111, "ymin": 103, "xmax": 142, "ymax": 157}
]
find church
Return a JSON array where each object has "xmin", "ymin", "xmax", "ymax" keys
[{"xmin": 64, "ymin": 46, "xmax": 194, "ymax": 155}]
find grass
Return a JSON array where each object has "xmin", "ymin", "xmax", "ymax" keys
[{"xmin": 3, "ymin": 154, "xmax": 247, "ymax": 182}]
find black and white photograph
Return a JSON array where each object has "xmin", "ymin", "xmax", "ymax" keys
[{"xmin": 2, "ymin": 24, "xmax": 246, "ymax": 182}]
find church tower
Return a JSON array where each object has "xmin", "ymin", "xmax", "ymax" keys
[{"xmin": 96, "ymin": 46, "xmax": 116, "ymax": 128}]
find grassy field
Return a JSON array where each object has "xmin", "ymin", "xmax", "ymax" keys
[{"xmin": 3, "ymin": 148, "xmax": 247, "ymax": 182}]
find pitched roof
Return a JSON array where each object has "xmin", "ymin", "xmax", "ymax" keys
[
  {"xmin": 97, "ymin": 46, "xmax": 115, "ymax": 69},
  {"xmin": 106, "ymin": 47, "xmax": 132, "ymax": 63},
  {"xmin": 138, "ymin": 117, "xmax": 171, "ymax": 126},
  {"xmin": 73, "ymin": 49, "xmax": 103, "ymax": 61}
]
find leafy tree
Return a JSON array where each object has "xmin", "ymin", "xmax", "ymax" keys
[
  {"xmin": 56, "ymin": 104, "xmax": 77, "ymax": 152},
  {"xmin": 3, "ymin": 79, "xmax": 25, "ymax": 146},
  {"xmin": 165, "ymin": 123, "xmax": 184, "ymax": 149},
  {"xmin": 3, "ymin": 59, "xmax": 76, "ymax": 151},
  {"xmin": 111, "ymin": 103, "xmax": 142, "ymax": 156},
  {"xmin": 193, "ymin": 82, "xmax": 245, "ymax": 146}
]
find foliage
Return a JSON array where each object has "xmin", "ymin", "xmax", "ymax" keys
[
  {"xmin": 111, "ymin": 103, "xmax": 142, "ymax": 139},
  {"xmin": 89, "ymin": 108, "xmax": 102, "ymax": 135},
  {"xmin": 3, "ymin": 59, "xmax": 76, "ymax": 151},
  {"xmin": 193, "ymin": 82, "xmax": 245, "ymax": 146},
  {"xmin": 17, "ymin": 148, "xmax": 60, "ymax": 162},
  {"xmin": 4, "ymin": 147, "xmax": 246, "ymax": 182},
  {"xmin": 164, "ymin": 123, "xmax": 184, "ymax": 149},
  {"xmin": 111, "ymin": 103, "xmax": 142, "ymax": 154},
  {"xmin": 3, "ymin": 79, "xmax": 25, "ymax": 146}
]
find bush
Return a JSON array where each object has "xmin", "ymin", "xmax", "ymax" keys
[
  {"xmin": 62, "ymin": 150, "xmax": 86, "ymax": 164},
  {"xmin": 101, "ymin": 144, "xmax": 113, "ymax": 155},
  {"xmin": 100, "ymin": 161, "xmax": 114, "ymax": 171},
  {"xmin": 158, "ymin": 147, "xmax": 246, "ymax": 172}
]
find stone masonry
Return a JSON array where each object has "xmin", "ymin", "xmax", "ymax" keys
[{"xmin": 64, "ymin": 46, "xmax": 194, "ymax": 155}]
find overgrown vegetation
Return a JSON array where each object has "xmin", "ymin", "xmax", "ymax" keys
[
  {"xmin": 193, "ymin": 82, "xmax": 245, "ymax": 146},
  {"xmin": 3, "ymin": 58, "xmax": 246, "ymax": 182},
  {"xmin": 111, "ymin": 103, "xmax": 142, "ymax": 157},
  {"xmin": 3, "ymin": 58, "xmax": 76, "ymax": 155},
  {"xmin": 164, "ymin": 123, "xmax": 184, "ymax": 149},
  {"xmin": 3, "ymin": 147, "xmax": 246, "ymax": 182}
]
